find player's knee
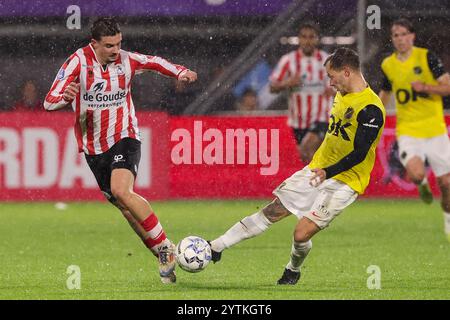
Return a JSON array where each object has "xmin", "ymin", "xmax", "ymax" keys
[
  {"xmin": 294, "ymin": 232, "xmax": 310, "ymax": 242},
  {"xmin": 293, "ymin": 230, "xmax": 311, "ymax": 243},
  {"xmin": 110, "ymin": 186, "xmax": 132, "ymax": 205}
]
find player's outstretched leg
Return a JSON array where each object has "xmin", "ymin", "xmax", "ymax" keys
[
  {"xmin": 111, "ymin": 169, "xmax": 176, "ymax": 284},
  {"xmin": 209, "ymin": 198, "xmax": 291, "ymax": 263},
  {"xmin": 140, "ymin": 212, "xmax": 176, "ymax": 284},
  {"xmin": 119, "ymin": 207, "xmax": 176, "ymax": 283}
]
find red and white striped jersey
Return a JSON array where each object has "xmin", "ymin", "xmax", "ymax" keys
[
  {"xmin": 44, "ymin": 44, "xmax": 186, "ymax": 155},
  {"xmin": 270, "ymin": 49, "xmax": 333, "ymax": 129}
]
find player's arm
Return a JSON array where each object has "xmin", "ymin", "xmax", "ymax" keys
[
  {"xmin": 44, "ymin": 54, "xmax": 81, "ymax": 111},
  {"xmin": 411, "ymin": 73, "xmax": 450, "ymax": 96},
  {"xmin": 378, "ymin": 68, "xmax": 392, "ymax": 107},
  {"xmin": 129, "ymin": 52, "xmax": 197, "ymax": 83},
  {"xmin": 270, "ymin": 74, "xmax": 302, "ymax": 93},
  {"xmin": 310, "ymin": 105, "xmax": 384, "ymax": 185},
  {"xmin": 411, "ymin": 51, "xmax": 450, "ymax": 96}
]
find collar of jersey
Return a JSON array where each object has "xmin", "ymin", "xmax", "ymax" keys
[
  {"xmin": 394, "ymin": 46, "xmax": 417, "ymax": 64},
  {"xmin": 338, "ymin": 86, "xmax": 370, "ymax": 99}
]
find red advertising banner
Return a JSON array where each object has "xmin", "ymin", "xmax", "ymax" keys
[
  {"xmin": 0, "ymin": 112, "xmax": 169, "ymax": 201},
  {"xmin": 169, "ymin": 116, "xmax": 300, "ymax": 198},
  {"xmin": 1, "ymin": 112, "xmax": 449, "ymax": 201},
  {"xmin": 366, "ymin": 116, "xmax": 450, "ymax": 198},
  {"xmin": 169, "ymin": 115, "xmax": 450, "ymax": 199}
]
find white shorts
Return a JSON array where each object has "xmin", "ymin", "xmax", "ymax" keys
[
  {"xmin": 273, "ymin": 167, "xmax": 358, "ymax": 229},
  {"xmin": 398, "ymin": 134, "xmax": 450, "ymax": 177}
]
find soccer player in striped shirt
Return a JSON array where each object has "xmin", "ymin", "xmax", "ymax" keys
[
  {"xmin": 270, "ymin": 23, "xmax": 334, "ymax": 164},
  {"xmin": 44, "ymin": 17, "xmax": 197, "ymax": 284}
]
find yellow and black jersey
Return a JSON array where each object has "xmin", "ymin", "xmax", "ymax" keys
[
  {"xmin": 309, "ymin": 86, "xmax": 385, "ymax": 194},
  {"xmin": 381, "ymin": 46, "xmax": 447, "ymax": 138}
]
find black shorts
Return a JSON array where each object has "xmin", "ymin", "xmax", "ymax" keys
[
  {"xmin": 292, "ymin": 121, "xmax": 329, "ymax": 145},
  {"xmin": 85, "ymin": 138, "xmax": 141, "ymax": 203}
]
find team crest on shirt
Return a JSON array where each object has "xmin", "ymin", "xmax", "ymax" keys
[
  {"xmin": 344, "ymin": 107, "xmax": 354, "ymax": 119},
  {"xmin": 56, "ymin": 68, "xmax": 65, "ymax": 80},
  {"xmin": 413, "ymin": 66, "xmax": 422, "ymax": 74},
  {"xmin": 92, "ymin": 81, "xmax": 106, "ymax": 92},
  {"xmin": 116, "ymin": 64, "xmax": 125, "ymax": 75}
]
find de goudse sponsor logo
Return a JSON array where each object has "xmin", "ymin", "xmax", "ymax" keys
[{"xmin": 171, "ymin": 121, "xmax": 280, "ymax": 175}]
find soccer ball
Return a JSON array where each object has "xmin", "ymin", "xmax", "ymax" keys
[{"xmin": 175, "ymin": 236, "xmax": 212, "ymax": 273}]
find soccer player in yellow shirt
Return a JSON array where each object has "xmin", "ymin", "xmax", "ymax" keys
[
  {"xmin": 208, "ymin": 48, "xmax": 385, "ymax": 284},
  {"xmin": 379, "ymin": 19, "xmax": 450, "ymax": 240}
]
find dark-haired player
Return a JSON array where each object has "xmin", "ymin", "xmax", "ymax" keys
[
  {"xmin": 269, "ymin": 23, "xmax": 334, "ymax": 163},
  {"xmin": 44, "ymin": 17, "xmax": 198, "ymax": 283},
  {"xmin": 379, "ymin": 18, "xmax": 450, "ymax": 240}
]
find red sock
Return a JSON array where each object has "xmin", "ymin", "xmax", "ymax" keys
[{"xmin": 140, "ymin": 213, "xmax": 167, "ymax": 254}]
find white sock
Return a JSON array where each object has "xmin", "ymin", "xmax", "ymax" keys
[
  {"xmin": 285, "ymin": 240, "xmax": 312, "ymax": 272},
  {"xmin": 211, "ymin": 211, "xmax": 272, "ymax": 252},
  {"xmin": 444, "ymin": 212, "xmax": 450, "ymax": 234},
  {"xmin": 420, "ymin": 177, "xmax": 428, "ymax": 186}
]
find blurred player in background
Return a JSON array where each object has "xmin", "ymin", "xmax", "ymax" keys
[
  {"xmin": 379, "ymin": 18, "xmax": 450, "ymax": 240},
  {"xmin": 44, "ymin": 17, "xmax": 197, "ymax": 283},
  {"xmin": 269, "ymin": 23, "xmax": 334, "ymax": 164},
  {"xmin": 209, "ymin": 48, "xmax": 385, "ymax": 284}
]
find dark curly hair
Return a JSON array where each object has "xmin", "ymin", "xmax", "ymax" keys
[{"xmin": 91, "ymin": 17, "xmax": 121, "ymax": 41}]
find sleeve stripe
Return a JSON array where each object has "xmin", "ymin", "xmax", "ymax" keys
[
  {"xmin": 128, "ymin": 51, "xmax": 185, "ymax": 78},
  {"xmin": 44, "ymin": 54, "xmax": 80, "ymax": 110}
]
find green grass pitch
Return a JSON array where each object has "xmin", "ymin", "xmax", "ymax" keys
[{"xmin": 0, "ymin": 199, "xmax": 448, "ymax": 300}]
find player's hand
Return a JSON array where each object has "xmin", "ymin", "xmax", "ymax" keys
[
  {"xmin": 411, "ymin": 81, "xmax": 427, "ymax": 93},
  {"xmin": 284, "ymin": 74, "xmax": 302, "ymax": 89},
  {"xmin": 178, "ymin": 69, "xmax": 198, "ymax": 83},
  {"xmin": 310, "ymin": 168, "xmax": 326, "ymax": 187},
  {"xmin": 63, "ymin": 82, "xmax": 80, "ymax": 102}
]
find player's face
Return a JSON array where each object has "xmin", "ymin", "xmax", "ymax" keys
[
  {"xmin": 325, "ymin": 63, "xmax": 349, "ymax": 94},
  {"xmin": 391, "ymin": 25, "xmax": 415, "ymax": 54},
  {"xmin": 298, "ymin": 28, "xmax": 319, "ymax": 55},
  {"xmin": 92, "ymin": 33, "xmax": 122, "ymax": 64}
]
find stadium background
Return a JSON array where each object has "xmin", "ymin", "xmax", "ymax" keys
[{"xmin": 0, "ymin": 0, "xmax": 449, "ymax": 201}]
